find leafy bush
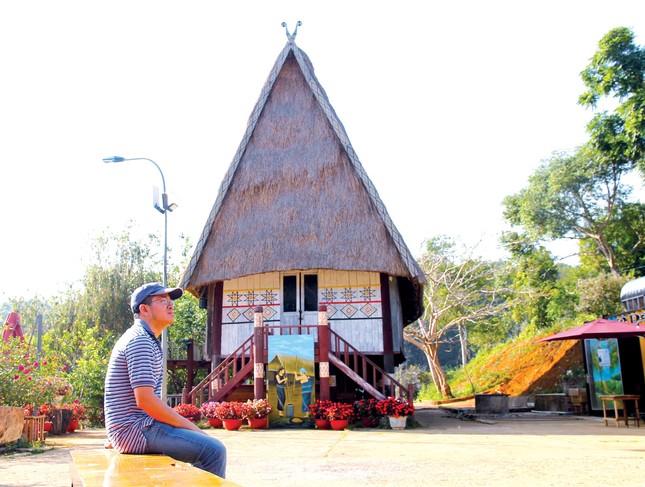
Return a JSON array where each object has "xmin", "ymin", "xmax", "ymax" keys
[{"xmin": 0, "ymin": 339, "xmax": 72, "ymax": 407}]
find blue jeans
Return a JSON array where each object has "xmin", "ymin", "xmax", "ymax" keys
[{"xmin": 142, "ymin": 420, "xmax": 227, "ymax": 478}]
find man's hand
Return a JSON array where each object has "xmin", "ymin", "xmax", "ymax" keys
[{"xmin": 133, "ymin": 386, "xmax": 204, "ymax": 434}]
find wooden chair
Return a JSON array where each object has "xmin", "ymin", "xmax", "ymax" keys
[{"xmin": 568, "ymin": 388, "xmax": 588, "ymax": 414}]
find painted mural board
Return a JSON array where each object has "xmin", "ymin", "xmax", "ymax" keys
[
  {"xmin": 585, "ymin": 338, "xmax": 624, "ymax": 410},
  {"xmin": 267, "ymin": 334, "xmax": 315, "ymax": 427}
]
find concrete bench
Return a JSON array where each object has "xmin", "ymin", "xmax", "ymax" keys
[{"xmin": 70, "ymin": 449, "xmax": 240, "ymax": 486}]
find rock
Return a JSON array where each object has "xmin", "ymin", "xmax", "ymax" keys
[{"xmin": 0, "ymin": 406, "xmax": 25, "ymax": 445}]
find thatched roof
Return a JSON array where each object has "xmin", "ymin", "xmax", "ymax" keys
[{"xmin": 180, "ymin": 35, "xmax": 425, "ymax": 298}]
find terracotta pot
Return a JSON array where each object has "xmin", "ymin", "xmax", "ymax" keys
[
  {"xmin": 315, "ymin": 419, "xmax": 331, "ymax": 430},
  {"xmin": 44, "ymin": 421, "xmax": 53, "ymax": 433},
  {"xmin": 67, "ymin": 420, "xmax": 79, "ymax": 433},
  {"xmin": 330, "ymin": 419, "xmax": 349, "ymax": 431},
  {"xmin": 247, "ymin": 417, "xmax": 267, "ymax": 429},
  {"xmin": 222, "ymin": 419, "xmax": 243, "ymax": 431},
  {"xmin": 208, "ymin": 418, "xmax": 223, "ymax": 428}
]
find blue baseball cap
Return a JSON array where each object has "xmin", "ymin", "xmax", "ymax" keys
[{"xmin": 131, "ymin": 282, "xmax": 183, "ymax": 313}]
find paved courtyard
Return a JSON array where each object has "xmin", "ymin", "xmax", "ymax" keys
[{"xmin": 2, "ymin": 402, "xmax": 645, "ymax": 486}]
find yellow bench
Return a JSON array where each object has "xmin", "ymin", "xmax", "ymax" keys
[{"xmin": 71, "ymin": 449, "xmax": 240, "ymax": 486}]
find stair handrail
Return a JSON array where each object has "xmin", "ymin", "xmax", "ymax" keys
[
  {"xmin": 186, "ymin": 334, "xmax": 254, "ymax": 405},
  {"xmin": 328, "ymin": 328, "xmax": 412, "ymax": 402}
]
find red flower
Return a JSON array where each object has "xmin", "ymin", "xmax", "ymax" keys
[
  {"xmin": 375, "ymin": 397, "xmax": 414, "ymax": 418},
  {"xmin": 173, "ymin": 403, "xmax": 201, "ymax": 421},
  {"xmin": 325, "ymin": 402, "xmax": 354, "ymax": 421}
]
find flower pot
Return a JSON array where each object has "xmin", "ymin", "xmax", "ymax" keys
[
  {"xmin": 388, "ymin": 415, "xmax": 407, "ymax": 430},
  {"xmin": 330, "ymin": 419, "xmax": 349, "ymax": 431},
  {"xmin": 222, "ymin": 419, "xmax": 243, "ymax": 431},
  {"xmin": 44, "ymin": 421, "xmax": 53, "ymax": 433},
  {"xmin": 362, "ymin": 417, "xmax": 378, "ymax": 428},
  {"xmin": 208, "ymin": 418, "xmax": 223, "ymax": 428},
  {"xmin": 315, "ymin": 419, "xmax": 331, "ymax": 430},
  {"xmin": 67, "ymin": 420, "xmax": 79, "ymax": 433},
  {"xmin": 247, "ymin": 417, "xmax": 267, "ymax": 429},
  {"xmin": 50, "ymin": 409, "xmax": 72, "ymax": 435}
]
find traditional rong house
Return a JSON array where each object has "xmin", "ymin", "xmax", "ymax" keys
[{"xmin": 179, "ymin": 26, "xmax": 425, "ymax": 413}]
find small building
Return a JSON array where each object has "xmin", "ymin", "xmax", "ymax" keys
[{"xmin": 180, "ymin": 28, "xmax": 425, "ymax": 405}]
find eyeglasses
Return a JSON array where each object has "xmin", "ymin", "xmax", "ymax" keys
[{"xmin": 150, "ymin": 297, "xmax": 174, "ymax": 307}]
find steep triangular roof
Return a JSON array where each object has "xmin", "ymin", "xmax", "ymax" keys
[{"xmin": 180, "ymin": 35, "xmax": 425, "ymax": 294}]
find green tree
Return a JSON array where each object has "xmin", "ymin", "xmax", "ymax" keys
[
  {"xmin": 404, "ymin": 237, "xmax": 510, "ymax": 399},
  {"xmin": 579, "ymin": 27, "xmax": 645, "ymax": 176},
  {"xmin": 575, "ymin": 272, "xmax": 631, "ymax": 318},
  {"xmin": 79, "ymin": 224, "xmax": 161, "ymax": 335},
  {"xmin": 503, "ymin": 146, "xmax": 642, "ymax": 275},
  {"xmin": 500, "ymin": 232, "xmax": 577, "ymax": 330}
]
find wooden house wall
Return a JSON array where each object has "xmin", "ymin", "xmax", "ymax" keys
[{"xmin": 219, "ymin": 270, "xmax": 404, "ymax": 355}]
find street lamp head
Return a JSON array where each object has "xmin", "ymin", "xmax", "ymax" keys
[{"xmin": 102, "ymin": 156, "xmax": 125, "ymax": 163}]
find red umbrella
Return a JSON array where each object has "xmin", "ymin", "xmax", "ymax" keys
[
  {"xmin": 537, "ymin": 318, "xmax": 645, "ymax": 342},
  {"xmin": 3, "ymin": 311, "xmax": 24, "ymax": 342}
]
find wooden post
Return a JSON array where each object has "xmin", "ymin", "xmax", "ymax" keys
[
  {"xmin": 253, "ymin": 306, "xmax": 265, "ymax": 400},
  {"xmin": 318, "ymin": 305, "xmax": 330, "ymax": 401},
  {"xmin": 187, "ymin": 339, "xmax": 195, "ymax": 394},
  {"xmin": 380, "ymin": 273, "xmax": 395, "ymax": 374}
]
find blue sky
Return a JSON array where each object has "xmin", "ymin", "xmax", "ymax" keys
[{"xmin": 1, "ymin": 1, "xmax": 644, "ymax": 299}]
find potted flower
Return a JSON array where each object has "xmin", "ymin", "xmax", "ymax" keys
[
  {"xmin": 173, "ymin": 403, "xmax": 201, "ymax": 423},
  {"xmin": 243, "ymin": 399, "xmax": 272, "ymax": 429},
  {"xmin": 309, "ymin": 400, "xmax": 333, "ymax": 429},
  {"xmin": 325, "ymin": 402, "xmax": 354, "ymax": 430},
  {"xmin": 200, "ymin": 401, "xmax": 223, "ymax": 428},
  {"xmin": 45, "ymin": 377, "xmax": 73, "ymax": 406},
  {"xmin": 63, "ymin": 399, "xmax": 86, "ymax": 432},
  {"xmin": 38, "ymin": 404, "xmax": 56, "ymax": 432},
  {"xmin": 375, "ymin": 397, "xmax": 414, "ymax": 430},
  {"xmin": 354, "ymin": 398, "xmax": 380, "ymax": 427},
  {"xmin": 214, "ymin": 401, "xmax": 249, "ymax": 430}
]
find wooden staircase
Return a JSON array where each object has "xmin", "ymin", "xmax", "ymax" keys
[
  {"xmin": 184, "ymin": 326, "xmax": 412, "ymax": 405},
  {"xmin": 185, "ymin": 335, "xmax": 255, "ymax": 405},
  {"xmin": 328, "ymin": 329, "xmax": 412, "ymax": 401}
]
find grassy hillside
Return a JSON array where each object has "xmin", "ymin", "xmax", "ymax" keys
[{"xmin": 434, "ymin": 332, "xmax": 584, "ymax": 400}]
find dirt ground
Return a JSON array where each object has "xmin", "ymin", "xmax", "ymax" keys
[{"xmin": 2, "ymin": 400, "xmax": 645, "ymax": 487}]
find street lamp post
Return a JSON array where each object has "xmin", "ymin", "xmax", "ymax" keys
[{"xmin": 103, "ymin": 155, "xmax": 177, "ymax": 402}]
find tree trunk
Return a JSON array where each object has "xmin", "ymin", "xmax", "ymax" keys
[
  {"xmin": 424, "ymin": 344, "xmax": 453, "ymax": 399},
  {"xmin": 458, "ymin": 325, "xmax": 469, "ymax": 367}
]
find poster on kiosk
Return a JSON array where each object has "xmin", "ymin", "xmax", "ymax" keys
[{"xmin": 585, "ymin": 338, "xmax": 624, "ymax": 410}]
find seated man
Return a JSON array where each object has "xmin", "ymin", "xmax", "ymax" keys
[{"xmin": 104, "ymin": 282, "xmax": 227, "ymax": 478}]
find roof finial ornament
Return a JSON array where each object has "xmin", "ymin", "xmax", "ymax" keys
[{"xmin": 281, "ymin": 21, "xmax": 302, "ymax": 43}]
